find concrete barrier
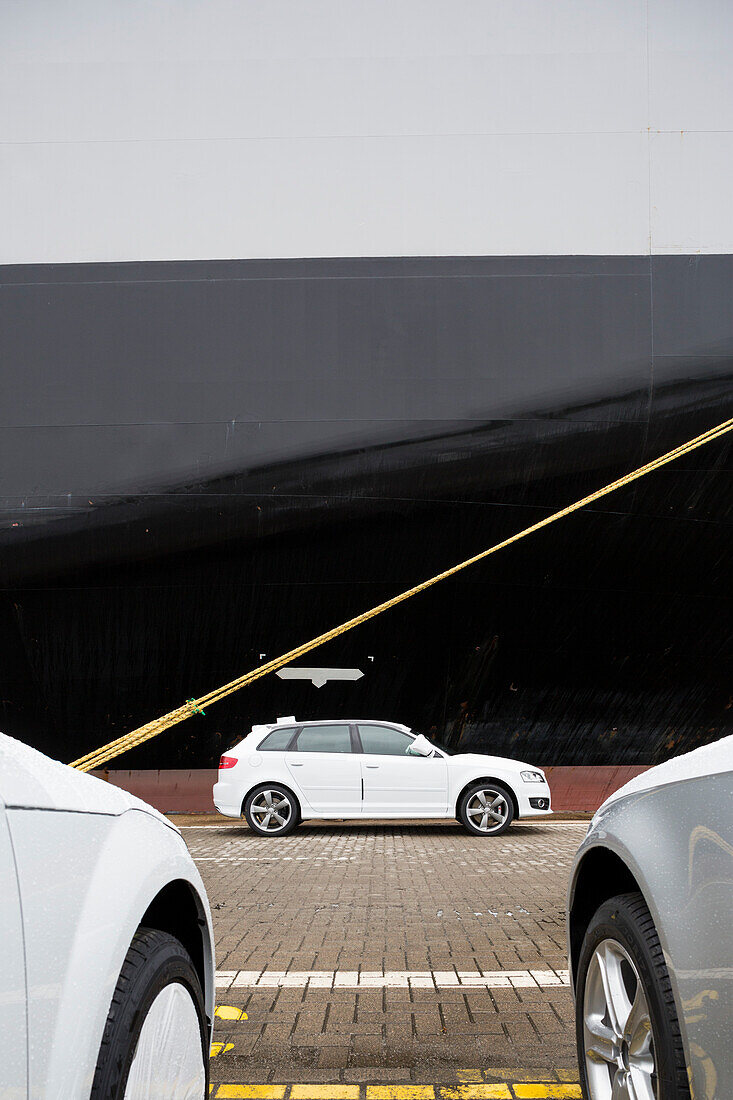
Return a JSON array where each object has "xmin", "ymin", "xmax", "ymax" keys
[{"xmin": 92, "ymin": 764, "xmax": 651, "ymax": 815}]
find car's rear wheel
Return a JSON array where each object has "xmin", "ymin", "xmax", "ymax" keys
[
  {"xmin": 575, "ymin": 892, "xmax": 690, "ymax": 1100},
  {"xmin": 244, "ymin": 783, "xmax": 299, "ymax": 836},
  {"xmin": 458, "ymin": 782, "xmax": 515, "ymax": 836},
  {"xmin": 91, "ymin": 926, "xmax": 208, "ymax": 1100}
]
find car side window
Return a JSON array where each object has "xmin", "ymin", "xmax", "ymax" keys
[
  {"xmin": 295, "ymin": 725, "xmax": 352, "ymax": 753},
  {"xmin": 358, "ymin": 724, "xmax": 415, "ymax": 756},
  {"xmin": 258, "ymin": 728, "xmax": 296, "ymax": 751}
]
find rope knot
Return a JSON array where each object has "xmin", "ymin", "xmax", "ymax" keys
[{"xmin": 186, "ymin": 699, "xmax": 206, "ymax": 717}]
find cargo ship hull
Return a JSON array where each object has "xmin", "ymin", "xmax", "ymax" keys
[{"xmin": 1, "ymin": 255, "xmax": 730, "ymax": 768}]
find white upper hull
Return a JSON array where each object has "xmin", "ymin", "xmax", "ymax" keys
[{"xmin": 2, "ymin": 0, "xmax": 732, "ymax": 264}]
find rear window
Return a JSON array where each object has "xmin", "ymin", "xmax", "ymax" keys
[{"xmin": 258, "ymin": 728, "xmax": 296, "ymax": 751}]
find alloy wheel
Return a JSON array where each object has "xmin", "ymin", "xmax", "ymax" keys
[
  {"xmin": 583, "ymin": 937, "xmax": 657, "ymax": 1099},
  {"xmin": 465, "ymin": 788, "xmax": 510, "ymax": 833},
  {"xmin": 250, "ymin": 789, "xmax": 293, "ymax": 833}
]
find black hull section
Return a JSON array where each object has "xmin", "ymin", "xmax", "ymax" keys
[{"xmin": 1, "ymin": 256, "xmax": 731, "ymax": 768}]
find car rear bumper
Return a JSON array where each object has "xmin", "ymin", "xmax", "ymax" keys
[{"xmin": 212, "ymin": 780, "xmax": 241, "ymax": 818}]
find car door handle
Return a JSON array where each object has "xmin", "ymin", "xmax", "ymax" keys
[
  {"xmin": 290, "ymin": 762, "xmax": 304, "ymax": 767},
  {"xmin": 365, "ymin": 764, "xmax": 379, "ymax": 769}
]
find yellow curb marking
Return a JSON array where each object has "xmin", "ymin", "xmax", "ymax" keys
[
  {"xmin": 211, "ymin": 1087, "xmax": 581, "ymax": 1100},
  {"xmin": 440, "ymin": 1087, "xmax": 511, "ymax": 1099},
  {"xmin": 216, "ymin": 1005, "xmax": 249, "ymax": 1021},
  {"xmin": 211, "ymin": 1042, "xmax": 235, "ymax": 1057},
  {"xmin": 367, "ymin": 1089, "xmax": 436, "ymax": 1100},
  {"xmin": 217, "ymin": 1089, "xmax": 288, "ymax": 1099},
  {"xmin": 513, "ymin": 1087, "xmax": 582, "ymax": 1099},
  {"xmin": 486, "ymin": 1073, "xmax": 564, "ymax": 1084},
  {"xmin": 290, "ymin": 1089, "xmax": 361, "ymax": 1100},
  {"xmin": 455, "ymin": 1073, "xmax": 484, "ymax": 1084}
]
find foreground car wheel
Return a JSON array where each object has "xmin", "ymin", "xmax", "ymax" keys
[
  {"xmin": 458, "ymin": 782, "xmax": 514, "ymax": 836},
  {"xmin": 91, "ymin": 927, "xmax": 208, "ymax": 1100},
  {"xmin": 244, "ymin": 784, "xmax": 299, "ymax": 836},
  {"xmin": 576, "ymin": 892, "xmax": 690, "ymax": 1100}
]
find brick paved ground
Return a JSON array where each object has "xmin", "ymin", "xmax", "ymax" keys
[{"xmin": 183, "ymin": 820, "xmax": 587, "ymax": 1087}]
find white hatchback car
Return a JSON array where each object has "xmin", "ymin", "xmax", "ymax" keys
[
  {"xmin": 0, "ymin": 732, "xmax": 214, "ymax": 1100},
  {"xmin": 213, "ymin": 718, "xmax": 552, "ymax": 836}
]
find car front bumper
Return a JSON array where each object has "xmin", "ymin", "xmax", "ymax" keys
[{"xmin": 516, "ymin": 782, "xmax": 553, "ymax": 817}]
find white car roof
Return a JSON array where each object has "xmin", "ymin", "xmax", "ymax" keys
[
  {"xmin": 252, "ymin": 718, "xmax": 413, "ymax": 735},
  {"xmin": 599, "ymin": 733, "xmax": 733, "ymax": 812},
  {"xmin": 0, "ymin": 732, "xmax": 173, "ymax": 826}
]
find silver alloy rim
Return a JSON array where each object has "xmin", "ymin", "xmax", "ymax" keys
[
  {"xmin": 465, "ymin": 788, "xmax": 509, "ymax": 832},
  {"xmin": 583, "ymin": 938, "xmax": 657, "ymax": 1099},
  {"xmin": 250, "ymin": 789, "xmax": 292, "ymax": 832},
  {"xmin": 124, "ymin": 982, "xmax": 205, "ymax": 1099}
]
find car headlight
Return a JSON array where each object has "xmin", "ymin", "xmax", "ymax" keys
[{"xmin": 520, "ymin": 770, "xmax": 545, "ymax": 783}]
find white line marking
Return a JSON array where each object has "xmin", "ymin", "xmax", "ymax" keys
[
  {"xmin": 192, "ymin": 856, "xmax": 360, "ymax": 862},
  {"xmin": 214, "ymin": 968, "xmax": 570, "ymax": 990}
]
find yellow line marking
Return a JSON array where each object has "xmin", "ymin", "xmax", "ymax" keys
[
  {"xmin": 367, "ymin": 1089, "xmax": 436, "ymax": 1100},
  {"xmin": 210, "ymin": 1042, "xmax": 235, "ymax": 1057},
  {"xmin": 210, "ymin": 1087, "xmax": 581, "ymax": 1100},
  {"xmin": 71, "ymin": 414, "xmax": 733, "ymax": 770},
  {"xmin": 439, "ymin": 1087, "xmax": 511, "ymax": 1098},
  {"xmin": 215, "ymin": 1005, "xmax": 249, "ymax": 1021},
  {"xmin": 455, "ymin": 1073, "xmax": 484, "ymax": 1084},
  {"xmin": 290, "ymin": 1088, "xmax": 361, "ymax": 1100},
  {"xmin": 216, "ymin": 1089, "xmax": 288, "ymax": 1099},
  {"xmin": 512, "ymin": 1087, "xmax": 582, "ymax": 1098}
]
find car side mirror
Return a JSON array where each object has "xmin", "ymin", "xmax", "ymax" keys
[{"xmin": 406, "ymin": 734, "xmax": 435, "ymax": 757}]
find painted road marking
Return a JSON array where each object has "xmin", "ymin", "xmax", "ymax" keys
[
  {"xmin": 290, "ymin": 1087, "xmax": 361, "ymax": 1100},
  {"xmin": 367, "ymin": 1089, "xmax": 436, "ymax": 1100},
  {"xmin": 217, "ymin": 1088, "xmax": 288, "ymax": 1099},
  {"xmin": 216, "ymin": 1005, "xmax": 249, "ymax": 1020},
  {"xmin": 209, "ymin": 1088, "xmax": 580, "ymax": 1100},
  {"xmin": 513, "ymin": 1089, "xmax": 581, "ymax": 1099},
  {"xmin": 214, "ymin": 968, "xmax": 570, "ymax": 990},
  {"xmin": 195, "ymin": 856, "xmax": 360, "ymax": 862},
  {"xmin": 438, "ymin": 1089, "xmax": 511, "ymax": 1099}
]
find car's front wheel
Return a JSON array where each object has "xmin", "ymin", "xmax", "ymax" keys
[
  {"xmin": 91, "ymin": 926, "xmax": 208, "ymax": 1100},
  {"xmin": 575, "ymin": 891, "xmax": 690, "ymax": 1100},
  {"xmin": 244, "ymin": 783, "xmax": 300, "ymax": 836},
  {"xmin": 458, "ymin": 782, "xmax": 515, "ymax": 836}
]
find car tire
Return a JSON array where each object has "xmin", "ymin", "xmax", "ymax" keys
[
  {"xmin": 90, "ymin": 926, "xmax": 208, "ymax": 1100},
  {"xmin": 458, "ymin": 781, "xmax": 515, "ymax": 836},
  {"xmin": 244, "ymin": 783, "xmax": 300, "ymax": 836},
  {"xmin": 575, "ymin": 891, "xmax": 690, "ymax": 1100}
]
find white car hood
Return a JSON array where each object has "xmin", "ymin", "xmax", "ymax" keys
[
  {"xmin": 0, "ymin": 732, "xmax": 175, "ymax": 828},
  {"xmin": 597, "ymin": 733, "xmax": 733, "ymax": 813},
  {"xmin": 448, "ymin": 752, "xmax": 537, "ymax": 773}
]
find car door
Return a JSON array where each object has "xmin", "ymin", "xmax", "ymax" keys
[
  {"xmin": 0, "ymin": 797, "xmax": 28, "ymax": 1098},
  {"xmin": 357, "ymin": 724, "xmax": 448, "ymax": 815},
  {"xmin": 284, "ymin": 723, "xmax": 361, "ymax": 814}
]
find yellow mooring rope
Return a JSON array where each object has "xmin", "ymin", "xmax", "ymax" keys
[{"xmin": 70, "ymin": 415, "xmax": 733, "ymax": 771}]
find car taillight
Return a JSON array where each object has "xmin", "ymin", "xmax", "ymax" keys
[{"xmin": 219, "ymin": 755, "xmax": 238, "ymax": 770}]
